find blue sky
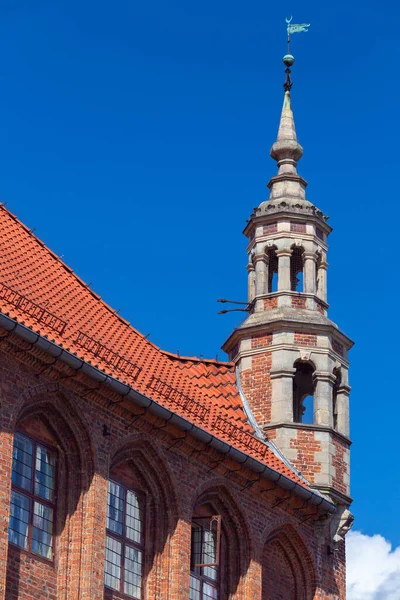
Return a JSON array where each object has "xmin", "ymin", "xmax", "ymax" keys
[{"xmin": 0, "ymin": 0, "xmax": 398, "ymax": 551}]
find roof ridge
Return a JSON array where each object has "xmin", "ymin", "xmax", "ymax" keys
[{"xmin": 161, "ymin": 349, "xmax": 233, "ymax": 367}]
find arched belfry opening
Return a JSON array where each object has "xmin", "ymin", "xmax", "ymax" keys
[
  {"xmin": 293, "ymin": 361, "xmax": 315, "ymax": 424},
  {"xmin": 290, "ymin": 246, "xmax": 304, "ymax": 292},
  {"xmin": 267, "ymin": 246, "xmax": 278, "ymax": 293}
]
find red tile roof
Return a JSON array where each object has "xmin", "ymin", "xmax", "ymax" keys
[{"xmin": 0, "ymin": 204, "xmax": 307, "ymax": 487}]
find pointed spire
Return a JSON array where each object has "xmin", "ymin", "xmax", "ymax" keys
[
  {"xmin": 270, "ymin": 90, "xmax": 303, "ymax": 176},
  {"xmin": 267, "ymin": 88, "xmax": 307, "ymax": 202}
]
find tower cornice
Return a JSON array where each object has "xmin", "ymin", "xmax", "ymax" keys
[
  {"xmin": 222, "ymin": 312, "xmax": 354, "ymax": 355},
  {"xmin": 243, "ymin": 206, "xmax": 332, "ymax": 238}
]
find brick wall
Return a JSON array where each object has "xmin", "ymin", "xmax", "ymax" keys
[
  {"xmin": 315, "ymin": 298, "xmax": 326, "ymax": 315},
  {"xmin": 263, "ymin": 297, "xmax": 278, "ymax": 310},
  {"xmin": 251, "ymin": 333, "xmax": 272, "ymax": 349},
  {"xmin": 332, "ymin": 437, "xmax": 349, "ymax": 496},
  {"xmin": 241, "ymin": 352, "xmax": 272, "ymax": 424},
  {"xmin": 291, "ymin": 296, "xmax": 307, "ymax": 309},
  {"xmin": 289, "ymin": 430, "xmax": 322, "ymax": 483},
  {"xmin": 0, "ymin": 338, "xmax": 347, "ymax": 600}
]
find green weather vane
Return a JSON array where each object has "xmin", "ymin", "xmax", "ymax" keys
[{"xmin": 283, "ymin": 16, "xmax": 310, "ymax": 92}]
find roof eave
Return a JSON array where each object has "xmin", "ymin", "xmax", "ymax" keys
[{"xmin": 0, "ymin": 311, "xmax": 336, "ymax": 515}]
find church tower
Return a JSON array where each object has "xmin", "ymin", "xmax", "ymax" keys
[{"xmin": 222, "ymin": 54, "xmax": 353, "ymax": 509}]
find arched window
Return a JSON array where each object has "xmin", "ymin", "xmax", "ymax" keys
[
  {"xmin": 190, "ymin": 507, "xmax": 221, "ymax": 600},
  {"xmin": 9, "ymin": 431, "xmax": 57, "ymax": 560},
  {"xmin": 6, "ymin": 397, "xmax": 93, "ymax": 600},
  {"xmin": 105, "ymin": 480, "xmax": 145, "ymax": 599},
  {"xmin": 290, "ymin": 246, "xmax": 304, "ymax": 292},
  {"xmin": 293, "ymin": 361, "xmax": 315, "ymax": 424},
  {"xmin": 267, "ymin": 247, "xmax": 278, "ymax": 293},
  {"xmin": 262, "ymin": 525, "xmax": 316, "ymax": 600},
  {"xmin": 105, "ymin": 440, "xmax": 178, "ymax": 600}
]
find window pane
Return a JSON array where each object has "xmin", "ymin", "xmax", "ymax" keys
[
  {"xmin": 202, "ymin": 528, "xmax": 217, "ymax": 580},
  {"xmin": 107, "ymin": 481, "xmax": 124, "ymax": 536},
  {"xmin": 203, "ymin": 582, "xmax": 219, "ymax": 600},
  {"xmin": 9, "ymin": 491, "xmax": 29, "ymax": 549},
  {"xmin": 189, "ymin": 575, "xmax": 201, "ymax": 600},
  {"xmin": 105, "ymin": 535, "xmax": 122, "ymax": 591},
  {"xmin": 32, "ymin": 502, "xmax": 53, "ymax": 559},
  {"xmin": 34, "ymin": 445, "xmax": 56, "ymax": 501},
  {"xmin": 124, "ymin": 545, "xmax": 142, "ymax": 599},
  {"xmin": 12, "ymin": 433, "xmax": 33, "ymax": 491},
  {"xmin": 126, "ymin": 490, "xmax": 142, "ymax": 544},
  {"xmin": 191, "ymin": 525, "xmax": 202, "ymax": 566}
]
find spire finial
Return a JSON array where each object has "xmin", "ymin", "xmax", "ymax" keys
[{"xmin": 283, "ymin": 17, "xmax": 310, "ymax": 91}]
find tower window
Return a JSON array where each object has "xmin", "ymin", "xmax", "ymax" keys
[
  {"xmin": 333, "ymin": 368, "xmax": 342, "ymax": 430},
  {"xmin": 293, "ymin": 362, "xmax": 315, "ymax": 424},
  {"xmin": 267, "ymin": 247, "xmax": 278, "ymax": 293},
  {"xmin": 9, "ymin": 431, "xmax": 57, "ymax": 561},
  {"xmin": 190, "ymin": 515, "xmax": 221, "ymax": 600},
  {"xmin": 105, "ymin": 480, "xmax": 145, "ymax": 599},
  {"xmin": 290, "ymin": 247, "xmax": 304, "ymax": 292}
]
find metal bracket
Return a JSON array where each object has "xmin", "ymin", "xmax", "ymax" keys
[
  {"xmin": 35, "ymin": 358, "xmax": 58, "ymax": 378},
  {"xmin": 166, "ymin": 432, "xmax": 187, "ymax": 450},
  {"xmin": 125, "ymin": 408, "xmax": 147, "ymax": 429},
  {"xmin": 271, "ymin": 492, "xmax": 292, "ymax": 509}
]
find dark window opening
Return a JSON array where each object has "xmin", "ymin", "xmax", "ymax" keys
[
  {"xmin": 9, "ymin": 431, "xmax": 57, "ymax": 561},
  {"xmin": 293, "ymin": 362, "xmax": 315, "ymax": 424},
  {"xmin": 332, "ymin": 368, "xmax": 342, "ymax": 430},
  {"xmin": 267, "ymin": 247, "xmax": 278, "ymax": 293},
  {"xmin": 105, "ymin": 480, "xmax": 145, "ymax": 599},
  {"xmin": 190, "ymin": 514, "xmax": 221, "ymax": 600},
  {"xmin": 290, "ymin": 247, "xmax": 304, "ymax": 292},
  {"xmin": 316, "ymin": 253, "xmax": 322, "ymax": 295}
]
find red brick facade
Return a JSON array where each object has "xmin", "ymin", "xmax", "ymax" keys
[{"xmin": 0, "ymin": 335, "xmax": 346, "ymax": 600}]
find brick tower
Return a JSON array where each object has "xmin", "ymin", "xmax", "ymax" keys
[{"xmin": 222, "ymin": 62, "xmax": 353, "ymax": 514}]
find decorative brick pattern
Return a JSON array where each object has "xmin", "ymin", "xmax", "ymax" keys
[
  {"xmin": 290, "ymin": 222, "xmax": 306, "ymax": 233},
  {"xmin": 263, "ymin": 297, "xmax": 278, "ymax": 310},
  {"xmin": 332, "ymin": 339, "xmax": 344, "ymax": 356},
  {"xmin": 291, "ymin": 295, "xmax": 307, "ymax": 309},
  {"xmin": 263, "ymin": 223, "xmax": 277, "ymax": 235},
  {"xmin": 251, "ymin": 334, "xmax": 273, "ymax": 349},
  {"xmin": 294, "ymin": 333, "xmax": 317, "ymax": 347}
]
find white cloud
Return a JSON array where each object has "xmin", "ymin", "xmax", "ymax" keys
[{"xmin": 347, "ymin": 530, "xmax": 400, "ymax": 600}]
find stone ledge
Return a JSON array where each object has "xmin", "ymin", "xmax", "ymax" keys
[{"xmin": 263, "ymin": 421, "xmax": 352, "ymax": 446}]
